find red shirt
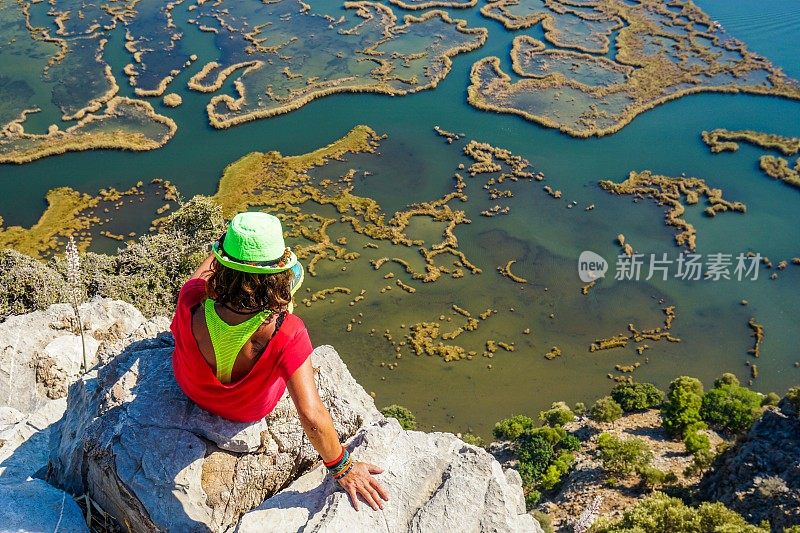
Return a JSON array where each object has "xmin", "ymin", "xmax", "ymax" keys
[{"xmin": 170, "ymin": 278, "xmax": 313, "ymax": 422}]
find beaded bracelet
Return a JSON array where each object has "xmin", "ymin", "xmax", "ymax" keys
[
  {"xmin": 333, "ymin": 461, "xmax": 354, "ymax": 481},
  {"xmin": 330, "ymin": 455, "xmax": 352, "ymax": 479},
  {"xmin": 325, "ymin": 447, "xmax": 353, "ymax": 480}
]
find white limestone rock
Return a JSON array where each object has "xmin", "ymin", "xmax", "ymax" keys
[{"xmin": 238, "ymin": 418, "xmax": 542, "ymax": 533}]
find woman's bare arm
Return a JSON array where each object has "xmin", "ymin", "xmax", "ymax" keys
[
  {"xmin": 190, "ymin": 252, "xmax": 215, "ymax": 281},
  {"xmin": 287, "ymin": 358, "xmax": 389, "ymax": 511}
]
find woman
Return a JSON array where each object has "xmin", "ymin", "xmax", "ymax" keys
[{"xmin": 170, "ymin": 212, "xmax": 389, "ymax": 512}]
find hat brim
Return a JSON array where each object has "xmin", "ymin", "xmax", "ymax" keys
[
  {"xmin": 212, "ymin": 241, "xmax": 299, "ymax": 274},
  {"xmin": 289, "ymin": 262, "xmax": 304, "ymax": 296}
]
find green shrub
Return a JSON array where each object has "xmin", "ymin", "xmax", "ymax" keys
[
  {"xmin": 157, "ymin": 195, "xmax": 225, "ymax": 244},
  {"xmin": 596, "ymin": 433, "xmax": 653, "ymax": 478},
  {"xmin": 539, "ymin": 450, "xmax": 574, "ymax": 490},
  {"xmin": 461, "ymin": 433, "xmax": 484, "ymax": 447},
  {"xmin": 493, "ymin": 415, "xmax": 536, "ymax": 441},
  {"xmin": 684, "ymin": 448, "xmax": 716, "ymax": 476},
  {"xmin": 524, "ymin": 489, "xmax": 541, "ymax": 509},
  {"xmin": 701, "ymin": 377, "xmax": 762, "ymax": 433},
  {"xmin": 785, "ymin": 386, "xmax": 800, "ymax": 412},
  {"xmin": 0, "ymin": 249, "xmax": 69, "ymax": 320},
  {"xmin": 637, "ymin": 466, "xmax": 677, "ymax": 489},
  {"xmin": 380, "ymin": 404, "xmax": 417, "ymax": 430},
  {"xmin": 47, "ymin": 195, "xmax": 226, "ymax": 318},
  {"xmin": 590, "ymin": 492, "xmax": 769, "ymax": 532},
  {"xmin": 516, "ymin": 433, "xmax": 554, "ymax": 486},
  {"xmin": 527, "ymin": 425, "xmax": 566, "ymax": 446},
  {"xmin": 539, "ymin": 401, "xmax": 575, "ymax": 427},
  {"xmin": 560, "ymin": 433, "xmax": 582, "ymax": 452},
  {"xmin": 611, "ymin": 382, "xmax": 664, "ymax": 412},
  {"xmin": 713, "ymin": 372, "xmax": 739, "ymax": 388},
  {"xmin": 761, "ymin": 392, "xmax": 780, "ymax": 406},
  {"xmin": 683, "ymin": 427, "xmax": 711, "ymax": 455},
  {"xmin": 531, "ymin": 510, "xmax": 553, "ymax": 533},
  {"xmin": 589, "ymin": 396, "xmax": 623, "ymax": 423},
  {"xmin": 573, "ymin": 401, "xmax": 587, "ymax": 416},
  {"xmin": 661, "ymin": 376, "xmax": 704, "ymax": 438}
]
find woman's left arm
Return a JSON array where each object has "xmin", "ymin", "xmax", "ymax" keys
[
  {"xmin": 287, "ymin": 358, "xmax": 389, "ymax": 511},
  {"xmin": 190, "ymin": 252, "xmax": 215, "ymax": 280}
]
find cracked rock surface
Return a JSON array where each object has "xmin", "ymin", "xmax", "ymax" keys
[
  {"xmin": 48, "ymin": 336, "xmax": 381, "ymax": 532},
  {"xmin": 698, "ymin": 396, "xmax": 800, "ymax": 531},
  {"xmin": 238, "ymin": 418, "xmax": 542, "ymax": 533}
]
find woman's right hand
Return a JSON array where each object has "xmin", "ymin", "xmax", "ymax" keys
[{"xmin": 336, "ymin": 461, "xmax": 390, "ymax": 511}]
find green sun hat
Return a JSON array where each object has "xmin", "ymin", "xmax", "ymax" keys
[{"xmin": 212, "ymin": 212, "xmax": 300, "ymax": 278}]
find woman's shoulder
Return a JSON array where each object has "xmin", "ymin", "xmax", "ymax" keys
[
  {"xmin": 176, "ymin": 278, "xmax": 208, "ymax": 312},
  {"xmin": 280, "ymin": 312, "xmax": 308, "ymax": 334}
]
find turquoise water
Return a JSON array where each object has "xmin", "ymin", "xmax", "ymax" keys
[{"xmin": 0, "ymin": 0, "xmax": 798, "ymax": 437}]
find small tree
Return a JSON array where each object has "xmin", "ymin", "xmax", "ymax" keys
[
  {"xmin": 701, "ymin": 377, "xmax": 762, "ymax": 433},
  {"xmin": 661, "ymin": 376, "xmax": 704, "ymax": 438},
  {"xmin": 589, "ymin": 396, "xmax": 623, "ymax": 423},
  {"xmin": 380, "ymin": 404, "xmax": 417, "ymax": 430},
  {"xmin": 596, "ymin": 433, "xmax": 653, "ymax": 478},
  {"xmin": 493, "ymin": 414, "xmax": 536, "ymax": 440},
  {"xmin": 539, "ymin": 401, "xmax": 575, "ymax": 427},
  {"xmin": 611, "ymin": 382, "xmax": 664, "ymax": 412}
]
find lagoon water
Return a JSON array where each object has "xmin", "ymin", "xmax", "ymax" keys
[{"xmin": 1, "ymin": 0, "xmax": 798, "ymax": 437}]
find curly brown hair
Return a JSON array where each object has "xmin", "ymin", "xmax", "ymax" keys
[{"xmin": 206, "ymin": 259, "xmax": 294, "ymax": 312}]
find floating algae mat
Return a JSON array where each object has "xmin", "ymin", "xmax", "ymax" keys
[{"xmin": 1, "ymin": 0, "xmax": 799, "ymax": 437}]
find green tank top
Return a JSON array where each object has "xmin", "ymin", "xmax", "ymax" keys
[{"xmin": 204, "ymin": 299, "xmax": 273, "ymax": 384}]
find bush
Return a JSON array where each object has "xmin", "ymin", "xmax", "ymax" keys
[
  {"xmin": 560, "ymin": 433, "xmax": 582, "ymax": 452},
  {"xmin": 157, "ymin": 195, "xmax": 225, "ymax": 244},
  {"xmin": 683, "ymin": 427, "xmax": 711, "ymax": 455},
  {"xmin": 684, "ymin": 448, "xmax": 715, "ymax": 476},
  {"xmin": 661, "ymin": 376, "xmax": 704, "ymax": 438},
  {"xmin": 0, "ymin": 249, "xmax": 69, "ymax": 320},
  {"xmin": 701, "ymin": 377, "xmax": 762, "ymax": 433},
  {"xmin": 461, "ymin": 433, "xmax": 484, "ymax": 447},
  {"xmin": 527, "ymin": 425, "xmax": 566, "ymax": 446},
  {"xmin": 516, "ymin": 433, "xmax": 554, "ymax": 486},
  {"xmin": 539, "ymin": 450, "xmax": 574, "ymax": 490},
  {"xmin": 788, "ymin": 386, "xmax": 800, "ymax": 412},
  {"xmin": 573, "ymin": 401, "xmax": 587, "ymax": 416},
  {"xmin": 713, "ymin": 372, "xmax": 739, "ymax": 388},
  {"xmin": 611, "ymin": 382, "xmax": 664, "ymax": 412},
  {"xmin": 524, "ymin": 489, "xmax": 541, "ymax": 509},
  {"xmin": 531, "ymin": 510, "xmax": 553, "ymax": 533},
  {"xmin": 380, "ymin": 404, "xmax": 417, "ymax": 430},
  {"xmin": 45, "ymin": 195, "xmax": 227, "ymax": 318},
  {"xmin": 761, "ymin": 392, "xmax": 780, "ymax": 406},
  {"xmin": 493, "ymin": 415, "xmax": 536, "ymax": 441},
  {"xmin": 539, "ymin": 401, "xmax": 574, "ymax": 427},
  {"xmin": 596, "ymin": 433, "xmax": 652, "ymax": 478},
  {"xmin": 590, "ymin": 492, "xmax": 769, "ymax": 532},
  {"xmin": 638, "ymin": 466, "xmax": 677, "ymax": 489},
  {"xmin": 589, "ymin": 396, "xmax": 623, "ymax": 423}
]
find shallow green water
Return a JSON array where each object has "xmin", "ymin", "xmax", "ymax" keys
[{"xmin": 1, "ymin": 0, "xmax": 798, "ymax": 438}]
